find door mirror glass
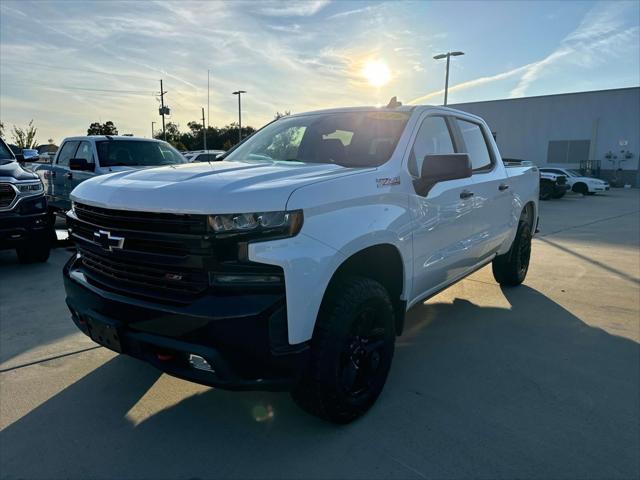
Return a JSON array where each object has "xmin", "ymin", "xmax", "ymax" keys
[
  {"xmin": 69, "ymin": 158, "xmax": 95, "ymax": 171},
  {"xmin": 414, "ymin": 153, "xmax": 472, "ymax": 196}
]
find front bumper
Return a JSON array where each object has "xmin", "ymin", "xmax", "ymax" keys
[
  {"xmin": 554, "ymin": 183, "xmax": 571, "ymax": 194},
  {"xmin": 64, "ymin": 253, "xmax": 309, "ymax": 391},
  {"xmin": 0, "ymin": 196, "xmax": 49, "ymax": 249}
]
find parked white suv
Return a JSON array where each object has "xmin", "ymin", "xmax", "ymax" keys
[
  {"xmin": 540, "ymin": 167, "xmax": 610, "ymax": 195},
  {"xmin": 64, "ymin": 104, "xmax": 539, "ymax": 422}
]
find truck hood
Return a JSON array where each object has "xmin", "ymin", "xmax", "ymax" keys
[
  {"xmin": 70, "ymin": 160, "xmax": 370, "ymax": 214},
  {"xmin": 0, "ymin": 160, "xmax": 39, "ymax": 181}
]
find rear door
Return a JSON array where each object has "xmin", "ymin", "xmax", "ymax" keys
[
  {"xmin": 454, "ymin": 117, "xmax": 513, "ymax": 261},
  {"xmin": 408, "ymin": 114, "xmax": 476, "ymax": 301},
  {"xmin": 66, "ymin": 140, "xmax": 97, "ymax": 196},
  {"xmin": 51, "ymin": 140, "xmax": 79, "ymax": 211}
]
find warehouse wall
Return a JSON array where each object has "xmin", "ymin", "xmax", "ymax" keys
[{"xmin": 452, "ymin": 87, "xmax": 640, "ymax": 186}]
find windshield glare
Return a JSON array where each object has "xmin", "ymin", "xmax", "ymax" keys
[
  {"xmin": 224, "ymin": 111, "xmax": 411, "ymax": 168},
  {"xmin": 96, "ymin": 140, "xmax": 187, "ymax": 167}
]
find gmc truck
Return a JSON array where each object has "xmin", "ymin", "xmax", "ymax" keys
[
  {"xmin": 64, "ymin": 105, "xmax": 539, "ymax": 423},
  {"xmin": 0, "ymin": 137, "xmax": 50, "ymax": 263}
]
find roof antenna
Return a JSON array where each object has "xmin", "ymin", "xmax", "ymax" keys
[{"xmin": 386, "ymin": 96, "xmax": 402, "ymax": 108}]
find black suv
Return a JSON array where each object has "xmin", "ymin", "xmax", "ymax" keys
[{"xmin": 0, "ymin": 138, "xmax": 51, "ymax": 263}]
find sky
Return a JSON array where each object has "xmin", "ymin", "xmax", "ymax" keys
[{"xmin": 1, "ymin": 0, "xmax": 639, "ymax": 143}]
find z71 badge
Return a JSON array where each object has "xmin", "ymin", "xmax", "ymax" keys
[{"xmin": 376, "ymin": 176, "xmax": 401, "ymax": 188}]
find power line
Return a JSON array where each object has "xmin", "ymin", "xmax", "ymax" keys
[{"xmin": 0, "ymin": 80, "xmax": 155, "ymax": 95}]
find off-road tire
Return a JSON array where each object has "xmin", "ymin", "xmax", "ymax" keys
[
  {"xmin": 539, "ymin": 181, "xmax": 553, "ymax": 200},
  {"xmin": 492, "ymin": 221, "xmax": 531, "ymax": 286},
  {"xmin": 291, "ymin": 276, "xmax": 395, "ymax": 424},
  {"xmin": 16, "ymin": 234, "xmax": 50, "ymax": 264}
]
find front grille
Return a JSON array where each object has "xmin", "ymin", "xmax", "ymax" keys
[
  {"xmin": 0, "ymin": 184, "xmax": 16, "ymax": 208},
  {"xmin": 556, "ymin": 176, "xmax": 567, "ymax": 185},
  {"xmin": 80, "ymin": 248, "xmax": 208, "ymax": 302},
  {"xmin": 74, "ymin": 202, "xmax": 207, "ymax": 235}
]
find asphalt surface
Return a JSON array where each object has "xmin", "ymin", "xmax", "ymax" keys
[{"xmin": 1, "ymin": 189, "xmax": 639, "ymax": 479}]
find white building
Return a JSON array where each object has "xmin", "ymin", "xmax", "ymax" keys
[{"xmin": 452, "ymin": 87, "xmax": 640, "ymax": 186}]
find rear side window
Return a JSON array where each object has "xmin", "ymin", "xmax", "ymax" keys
[
  {"xmin": 408, "ymin": 116, "xmax": 455, "ymax": 177},
  {"xmin": 57, "ymin": 141, "xmax": 80, "ymax": 166},
  {"xmin": 456, "ymin": 119, "xmax": 492, "ymax": 171}
]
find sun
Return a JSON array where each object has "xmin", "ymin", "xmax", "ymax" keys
[{"xmin": 362, "ymin": 60, "xmax": 391, "ymax": 87}]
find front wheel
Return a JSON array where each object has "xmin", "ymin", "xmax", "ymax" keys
[
  {"xmin": 492, "ymin": 221, "xmax": 532, "ymax": 286},
  {"xmin": 539, "ymin": 182, "xmax": 553, "ymax": 200},
  {"xmin": 16, "ymin": 234, "xmax": 51, "ymax": 264},
  {"xmin": 291, "ymin": 276, "xmax": 396, "ymax": 424}
]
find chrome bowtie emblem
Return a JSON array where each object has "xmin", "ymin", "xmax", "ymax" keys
[{"xmin": 94, "ymin": 230, "xmax": 125, "ymax": 251}]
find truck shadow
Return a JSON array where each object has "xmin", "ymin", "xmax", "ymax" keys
[{"xmin": 1, "ymin": 286, "xmax": 638, "ymax": 479}]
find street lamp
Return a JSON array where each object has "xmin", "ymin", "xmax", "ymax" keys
[
  {"xmin": 433, "ymin": 51, "xmax": 464, "ymax": 106},
  {"xmin": 232, "ymin": 90, "xmax": 247, "ymax": 143}
]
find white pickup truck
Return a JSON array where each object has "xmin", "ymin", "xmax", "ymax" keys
[{"xmin": 64, "ymin": 104, "xmax": 539, "ymax": 423}]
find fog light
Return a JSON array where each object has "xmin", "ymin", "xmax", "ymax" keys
[{"xmin": 188, "ymin": 354, "xmax": 214, "ymax": 372}]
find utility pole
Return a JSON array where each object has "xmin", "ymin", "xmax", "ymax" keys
[
  {"xmin": 433, "ymin": 51, "xmax": 464, "ymax": 106},
  {"xmin": 151, "ymin": 121, "xmax": 156, "ymax": 138},
  {"xmin": 159, "ymin": 79, "xmax": 167, "ymax": 140},
  {"xmin": 202, "ymin": 107, "xmax": 207, "ymax": 150},
  {"xmin": 232, "ymin": 90, "xmax": 246, "ymax": 143},
  {"xmin": 207, "ymin": 69, "xmax": 210, "ymax": 131}
]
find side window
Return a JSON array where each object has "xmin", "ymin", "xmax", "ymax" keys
[
  {"xmin": 408, "ymin": 116, "xmax": 455, "ymax": 177},
  {"xmin": 74, "ymin": 141, "xmax": 93, "ymax": 162},
  {"xmin": 56, "ymin": 141, "xmax": 80, "ymax": 166},
  {"xmin": 456, "ymin": 119, "xmax": 492, "ymax": 171}
]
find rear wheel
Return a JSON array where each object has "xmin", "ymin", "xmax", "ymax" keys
[
  {"xmin": 492, "ymin": 221, "xmax": 531, "ymax": 286},
  {"xmin": 539, "ymin": 181, "xmax": 553, "ymax": 200},
  {"xmin": 291, "ymin": 276, "xmax": 395, "ymax": 423}
]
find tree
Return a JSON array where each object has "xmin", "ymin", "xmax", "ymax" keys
[
  {"xmin": 274, "ymin": 111, "xmax": 291, "ymax": 120},
  {"xmin": 0, "ymin": 121, "xmax": 4, "ymax": 139},
  {"xmin": 11, "ymin": 120, "xmax": 38, "ymax": 148},
  {"xmin": 87, "ymin": 121, "xmax": 118, "ymax": 136}
]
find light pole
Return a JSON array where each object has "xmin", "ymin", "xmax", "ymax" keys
[
  {"xmin": 433, "ymin": 51, "xmax": 464, "ymax": 106},
  {"xmin": 232, "ymin": 90, "xmax": 246, "ymax": 143},
  {"xmin": 151, "ymin": 121, "xmax": 156, "ymax": 138}
]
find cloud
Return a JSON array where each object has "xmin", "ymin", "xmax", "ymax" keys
[
  {"xmin": 510, "ymin": 1, "xmax": 638, "ymax": 97},
  {"xmin": 409, "ymin": 1, "xmax": 639, "ymax": 104},
  {"xmin": 257, "ymin": 0, "xmax": 330, "ymax": 17},
  {"xmin": 327, "ymin": 4, "xmax": 381, "ymax": 19}
]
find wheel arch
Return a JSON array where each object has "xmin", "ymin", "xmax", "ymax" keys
[{"xmin": 323, "ymin": 243, "xmax": 406, "ymax": 336}]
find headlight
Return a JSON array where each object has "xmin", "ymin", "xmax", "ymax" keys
[
  {"xmin": 208, "ymin": 210, "xmax": 303, "ymax": 238},
  {"xmin": 16, "ymin": 181, "xmax": 43, "ymax": 195}
]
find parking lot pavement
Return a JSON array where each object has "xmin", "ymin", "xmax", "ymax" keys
[{"xmin": 1, "ymin": 190, "xmax": 638, "ymax": 479}]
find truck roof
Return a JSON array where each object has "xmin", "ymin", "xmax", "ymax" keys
[
  {"xmin": 60, "ymin": 136, "xmax": 162, "ymax": 142},
  {"xmin": 288, "ymin": 104, "xmax": 486, "ymax": 123}
]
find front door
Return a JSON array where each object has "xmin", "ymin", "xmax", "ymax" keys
[
  {"xmin": 66, "ymin": 140, "xmax": 96, "ymax": 197},
  {"xmin": 408, "ymin": 115, "xmax": 475, "ymax": 302},
  {"xmin": 51, "ymin": 140, "xmax": 79, "ymax": 211}
]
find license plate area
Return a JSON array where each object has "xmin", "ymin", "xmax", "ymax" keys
[{"xmin": 86, "ymin": 316, "xmax": 122, "ymax": 353}]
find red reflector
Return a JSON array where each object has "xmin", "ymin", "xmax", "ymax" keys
[{"xmin": 156, "ymin": 353, "xmax": 173, "ymax": 361}]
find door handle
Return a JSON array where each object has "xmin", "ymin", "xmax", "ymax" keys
[
  {"xmin": 460, "ymin": 190, "xmax": 474, "ymax": 199},
  {"xmin": 65, "ymin": 172, "xmax": 73, "ymax": 179},
  {"xmin": 498, "ymin": 183, "xmax": 509, "ymax": 191}
]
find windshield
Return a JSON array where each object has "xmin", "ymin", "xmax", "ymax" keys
[
  {"xmin": 96, "ymin": 140, "xmax": 187, "ymax": 167},
  {"xmin": 224, "ymin": 111, "xmax": 411, "ymax": 168},
  {"xmin": 0, "ymin": 139, "xmax": 15, "ymax": 164},
  {"xmin": 567, "ymin": 169, "xmax": 581, "ymax": 177}
]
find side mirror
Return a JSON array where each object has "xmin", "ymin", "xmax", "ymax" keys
[
  {"xmin": 69, "ymin": 158, "xmax": 95, "ymax": 171},
  {"xmin": 15, "ymin": 154, "xmax": 26, "ymax": 163},
  {"xmin": 414, "ymin": 153, "xmax": 472, "ymax": 196}
]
